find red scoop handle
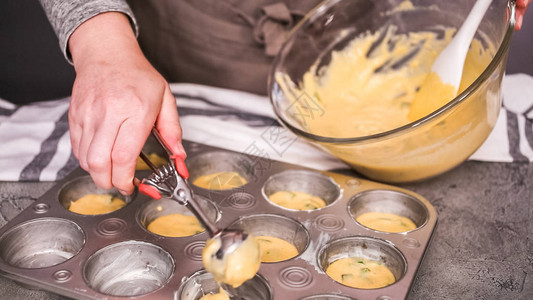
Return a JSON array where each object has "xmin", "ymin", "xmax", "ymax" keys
[
  {"xmin": 139, "ymin": 183, "xmax": 162, "ymax": 200},
  {"xmin": 152, "ymin": 128, "xmax": 189, "ymax": 179},
  {"xmin": 172, "ymin": 155, "xmax": 189, "ymax": 179}
]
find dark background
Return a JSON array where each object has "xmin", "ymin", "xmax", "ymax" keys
[
  {"xmin": 0, "ymin": 0, "xmax": 531, "ymax": 104},
  {"xmin": 0, "ymin": 0, "xmax": 75, "ymax": 104}
]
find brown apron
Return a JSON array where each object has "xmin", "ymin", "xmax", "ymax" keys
[{"xmin": 127, "ymin": 0, "xmax": 322, "ymax": 95}]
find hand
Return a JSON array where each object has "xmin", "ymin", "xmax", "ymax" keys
[
  {"xmin": 516, "ymin": 0, "xmax": 530, "ymax": 30},
  {"xmin": 69, "ymin": 12, "xmax": 185, "ymax": 195}
]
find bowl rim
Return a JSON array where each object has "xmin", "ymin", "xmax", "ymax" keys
[{"xmin": 268, "ymin": 0, "xmax": 516, "ymax": 145}]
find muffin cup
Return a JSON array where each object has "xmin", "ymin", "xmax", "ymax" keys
[
  {"xmin": 177, "ymin": 269, "xmax": 272, "ymax": 300},
  {"xmin": 58, "ymin": 175, "xmax": 132, "ymax": 215},
  {"xmin": 262, "ymin": 170, "xmax": 342, "ymax": 211},
  {"xmin": 137, "ymin": 196, "xmax": 219, "ymax": 237},
  {"xmin": 348, "ymin": 189, "xmax": 429, "ymax": 232},
  {"xmin": 318, "ymin": 236, "xmax": 406, "ymax": 289},
  {"xmin": 187, "ymin": 151, "xmax": 255, "ymax": 190},
  {"xmin": 0, "ymin": 218, "xmax": 85, "ymax": 269},
  {"xmin": 228, "ymin": 214, "xmax": 310, "ymax": 262},
  {"xmin": 83, "ymin": 241, "xmax": 174, "ymax": 297}
]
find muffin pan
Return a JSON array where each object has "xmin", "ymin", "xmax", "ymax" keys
[{"xmin": 0, "ymin": 140, "xmax": 437, "ymax": 299}]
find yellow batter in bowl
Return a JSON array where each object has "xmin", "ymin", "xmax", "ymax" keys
[
  {"xmin": 255, "ymin": 236, "xmax": 299, "ymax": 262},
  {"xmin": 193, "ymin": 172, "xmax": 248, "ymax": 190},
  {"xmin": 356, "ymin": 212, "xmax": 417, "ymax": 233},
  {"xmin": 68, "ymin": 194, "xmax": 126, "ymax": 215},
  {"xmin": 295, "ymin": 26, "xmax": 492, "ymax": 139},
  {"xmin": 268, "ymin": 191, "xmax": 327, "ymax": 210},
  {"xmin": 147, "ymin": 213, "xmax": 205, "ymax": 237},
  {"xmin": 272, "ymin": 0, "xmax": 502, "ymax": 183},
  {"xmin": 326, "ymin": 257, "xmax": 395, "ymax": 289}
]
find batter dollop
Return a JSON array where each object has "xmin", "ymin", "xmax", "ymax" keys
[
  {"xmin": 268, "ymin": 191, "xmax": 326, "ymax": 210},
  {"xmin": 69, "ymin": 194, "xmax": 125, "ymax": 215},
  {"xmin": 193, "ymin": 172, "xmax": 247, "ymax": 190},
  {"xmin": 356, "ymin": 212, "xmax": 417, "ymax": 233},
  {"xmin": 255, "ymin": 236, "xmax": 299, "ymax": 262},
  {"xmin": 147, "ymin": 213, "xmax": 205, "ymax": 237},
  {"xmin": 326, "ymin": 257, "xmax": 395, "ymax": 289},
  {"xmin": 202, "ymin": 234, "xmax": 261, "ymax": 288}
]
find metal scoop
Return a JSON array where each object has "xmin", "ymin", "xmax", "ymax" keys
[{"xmin": 136, "ymin": 128, "xmax": 248, "ymax": 263}]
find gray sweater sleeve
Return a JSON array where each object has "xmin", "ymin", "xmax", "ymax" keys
[{"xmin": 38, "ymin": 0, "xmax": 138, "ymax": 64}]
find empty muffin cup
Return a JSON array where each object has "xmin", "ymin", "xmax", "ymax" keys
[
  {"xmin": 228, "ymin": 214, "xmax": 310, "ymax": 262},
  {"xmin": 83, "ymin": 241, "xmax": 174, "ymax": 297},
  {"xmin": 187, "ymin": 151, "xmax": 254, "ymax": 190},
  {"xmin": 58, "ymin": 175, "xmax": 132, "ymax": 215},
  {"xmin": 138, "ymin": 196, "xmax": 219, "ymax": 237},
  {"xmin": 300, "ymin": 295, "xmax": 356, "ymax": 300},
  {"xmin": 0, "ymin": 218, "xmax": 85, "ymax": 268},
  {"xmin": 262, "ymin": 170, "xmax": 341, "ymax": 211},
  {"xmin": 177, "ymin": 269, "xmax": 272, "ymax": 300},
  {"xmin": 318, "ymin": 236, "xmax": 406, "ymax": 289},
  {"xmin": 348, "ymin": 190, "xmax": 428, "ymax": 233}
]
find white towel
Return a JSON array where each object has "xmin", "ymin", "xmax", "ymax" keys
[{"xmin": 1, "ymin": 74, "xmax": 532, "ymax": 182}]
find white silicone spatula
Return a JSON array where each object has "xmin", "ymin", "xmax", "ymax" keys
[
  {"xmin": 432, "ymin": 0, "xmax": 492, "ymax": 90},
  {"xmin": 408, "ymin": 0, "xmax": 492, "ymax": 121}
]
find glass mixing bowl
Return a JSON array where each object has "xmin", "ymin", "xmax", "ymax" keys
[{"xmin": 269, "ymin": 0, "xmax": 516, "ymax": 183}]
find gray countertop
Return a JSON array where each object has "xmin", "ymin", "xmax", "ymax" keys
[{"xmin": 1, "ymin": 161, "xmax": 532, "ymax": 299}]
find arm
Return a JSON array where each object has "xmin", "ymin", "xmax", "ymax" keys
[
  {"xmin": 38, "ymin": 1, "xmax": 185, "ymax": 194},
  {"xmin": 38, "ymin": 0, "xmax": 138, "ymax": 62}
]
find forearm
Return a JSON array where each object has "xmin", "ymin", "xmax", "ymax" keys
[
  {"xmin": 69, "ymin": 12, "xmax": 141, "ymax": 70},
  {"xmin": 37, "ymin": 0, "xmax": 138, "ymax": 63}
]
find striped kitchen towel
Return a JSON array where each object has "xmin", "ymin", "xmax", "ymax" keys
[{"xmin": 0, "ymin": 73, "xmax": 532, "ymax": 182}]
